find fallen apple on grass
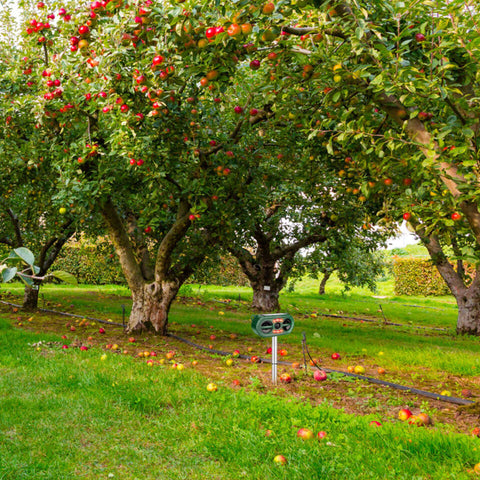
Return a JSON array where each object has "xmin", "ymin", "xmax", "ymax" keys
[
  {"xmin": 273, "ymin": 455, "xmax": 287, "ymax": 465},
  {"xmin": 354, "ymin": 365, "xmax": 365, "ymax": 374},
  {"xmin": 398, "ymin": 408, "xmax": 413, "ymax": 421},
  {"xmin": 370, "ymin": 421, "xmax": 382, "ymax": 427},
  {"xmin": 98, "ymin": 327, "xmax": 106, "ymax": 334},
  {"xmin": 313, "ymin": 370, "xmax": 328, "ymax": 382},
  {"xmin": 297, "ymin": 428, "xmax": 315, "ymax": 440},
  {"xmin": 331, "ymin": 353, "xmax": 341, "ymax": 360},
  {"xmin": 232, "ymin": 379, "xmax": 241, "ymax": 386},
  {"xmin": 279, "ymin": 373, "xmax": 292, "ymax": 383},
  {"xmin": 206, "ymin": 383, "xmax": 218, "ymax": 392},
  {"xmin": 317, "ymin": 431, "xmax": 327, "ymax": 440},
  {"xmin": 225, "ymin": 358, "xmax": 234, "ymax": 366}
]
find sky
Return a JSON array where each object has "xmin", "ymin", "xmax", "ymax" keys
[{"xmin": 386, "ymin": 222, "xmax": 418, "ymax": 249}]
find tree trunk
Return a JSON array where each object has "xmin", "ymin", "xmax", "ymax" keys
[
  {"xmin": 23, "ymin": 284, "xmax": 40, "ymax": 311},
  {"xmin": 251, "ymin": 283, "xmax": 281, "ymax": 312},
  {"xmin": 456, "ymin": 296, "xmax": 480, "ymax": 335},
  {"xmin": 318, "ymin": 271, "xmax": 332, "ymax": 295},
  {"xmin": 128, "ymin": 280, "xmax": 180, "ymax": 334}
]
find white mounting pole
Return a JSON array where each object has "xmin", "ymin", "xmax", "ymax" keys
[{"xmin": 272, "ymin": 336, "xmax": 278, "ymax": 384}]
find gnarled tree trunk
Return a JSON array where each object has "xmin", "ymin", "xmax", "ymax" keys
[
  {"xmin": 129, "ymin": 280, "xmax": 180, "ymax": 334},
  {"xmin": 418, "ymin": 229, "xmax": 480, "ymax": 335},
  {"xmin": 23, "ymin": 285, "xmax": 40, "ymax": 311},
  {"xmin": 101, "ymin": 197, "xmax": 196, "ymax": 334},
  {"xmin": 456, "ymin": 294, "xmax": 480, "ymax": 335},
  {"xmin": 251, "ymin": 282, "xmax": 281, "ymax": 312}
]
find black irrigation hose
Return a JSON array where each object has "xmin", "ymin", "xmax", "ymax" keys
[
  {"xmin": 2, "ymin": 299, "xmax": 474, "ymax": 406},
  {"xmin": 316, "ymin": 312, "xmax": 449, "ymax": 332},
  {"xmin": 168, "ymin": 333, "xmax": 474, "ymax": 407},
  {"xmin": 0, "ymin": 300, "xmax": 125, "ymax": 328},
  {"xmin": 300, "ymin": 332, "xmax": 474, "ymax": 406}
]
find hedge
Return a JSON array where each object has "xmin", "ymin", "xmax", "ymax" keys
[
  {"xmin": 393, "ymin": 257, "xmax": 472, "ymax": 296},
  {"xmin": 51, "ymin": 243, "xmax": 249, "ymax": 287},
  {"xmin": 52, "ymin": 243, "xmax": 126, "ymax": 285}
]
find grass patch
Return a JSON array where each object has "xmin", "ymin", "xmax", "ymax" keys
[{"xmin": 0, "ymin": 315, "xmax": 477, "ymax": 479}]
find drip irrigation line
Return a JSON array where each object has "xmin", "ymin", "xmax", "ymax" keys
[
  {"xmin": 315, "ymin": 312, "xmax": 449, "ymax": 332},
  {"xmin": 1, "ymin": 299, "xmax": 473, "ymax": 406},
  {"xmin": 0, "ymin": 300, "xmax": 125, "ymax": 328},
  {"xmin": 167, "ymin": 333, "xmax": 474, "ymax": 407}
]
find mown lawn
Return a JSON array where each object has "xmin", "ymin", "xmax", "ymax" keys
[{"xmin": 0, "ymin": 314, "xmax": 478, "ymax": 480}]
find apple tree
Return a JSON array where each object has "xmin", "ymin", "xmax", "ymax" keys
[
  {"xmin": 270, "ymin": 0, "xmax": 480, "ymax": 334},
  {"xmin": 0, "ymin": 25, "xmax": 83, "ymax": 309},
  {"xmin": 10, "ymin": 0, "xmax": 338, "ymax": 332}
]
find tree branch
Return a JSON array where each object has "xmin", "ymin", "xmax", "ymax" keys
[{"xmin": 155, "ymin": 197, "xmax": 192, "ymax": 280}]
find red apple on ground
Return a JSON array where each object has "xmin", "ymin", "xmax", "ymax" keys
[
  {"xmin": 370, "ymin": 421, "xmax": 382, "ymax": 427},
  {"xmin": 279, "ymin": 349, "xmax": 287, "ymax": 356},
  {"xmin": 273, "ymin": 455, "xmax": 287, "ymax": 465},
  {"xmin": 313, "ymin": 370, "xmax": 328, "ymax": 381},
  {"xmin": 250, "ymin": 355, "xmax": 260, "ymax": 363},
  {"xmin": 417, "ymin": 412, "xmax": 432, "ymax": 426},
  {"xmin": 317, "ymin": 431, "xmax": 327, "ymax": 440},
  {"xmin": 297, "ymin": 428, "xmax": 314, "ymax": 440},
  {"xmin": 128, "ymin": 337, "xmax": 136, "ymax": 343},
  {"xmin": 279, "ymin": 373, "xmax": 292, "ymax": 383},
  {"xmin": 210, "ymin": 334, "xmax": 216, "ymax": 340},
  {"xmin": 232, "ymin": 379, "xmax": 241, "ymax": 386},
  {"xmin": 80, "ymin": 346, "xmax": 88, "ymax": 351},
  {"xmin": 398, "ymin": 408, "xmax": 413, "ymax": 421},
  {"xmin": 331, "ymin": 352, "xmax": 341, "ymax": 360},
  {"xmin": 98, "ymin": 327, "xmax": 106, "ymax": 334}
]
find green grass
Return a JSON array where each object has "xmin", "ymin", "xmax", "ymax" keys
[
  {"xmin": 2, "ymin": 279, "xmax": 476, "ymax": 380},
  {"xmin": 0, "ymin": 315, "xmax": 478, "ymax": 479}
]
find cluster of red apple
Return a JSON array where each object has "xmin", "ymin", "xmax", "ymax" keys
[{"xmin": 398, "ymin": 408, "xmax": 432, "ymax": 426}]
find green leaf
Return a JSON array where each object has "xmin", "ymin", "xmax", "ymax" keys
[
  {"xmin": 13, "ymin": 247, "xmax": 35, "ymax": 267},
  {"xmin": 2, "ymin": 267, "xmax": 17, "ymax": 283},
  {"xmin": 49, "ymin": 271, "xmax": 78, "ymax": 285}
]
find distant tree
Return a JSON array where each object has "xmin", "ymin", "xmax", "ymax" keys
[{"xmin": 298, "ymin": 236, "xmax": 388, "ymax": 295}]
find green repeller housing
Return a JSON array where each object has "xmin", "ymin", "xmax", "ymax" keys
[{"xmin": 251, "ymin": 313, "xmax": 294, "ymax": 338}]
